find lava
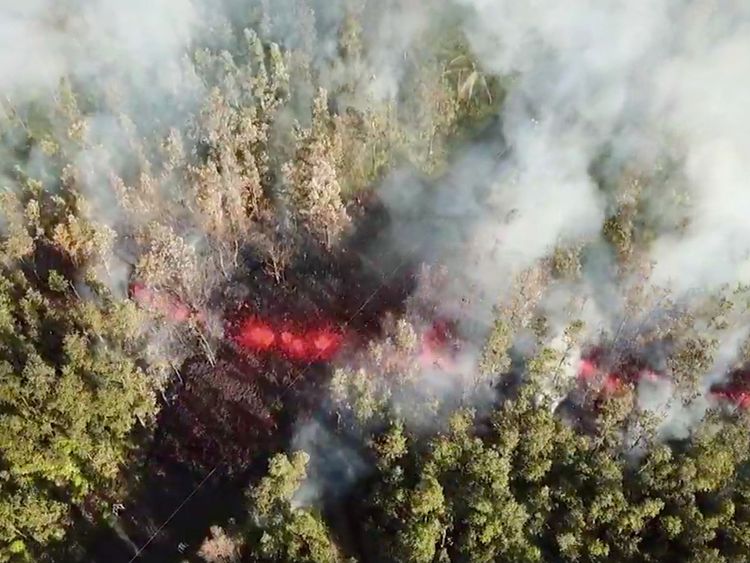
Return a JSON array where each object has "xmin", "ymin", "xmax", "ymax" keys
[
  {"xmin": 576, "ymin": 347, "xmax": 664, "ymax": 395},
  {"xmin": 712, "ymin": 389, "xmax": 750, "ymax": 409},
  {"xmin": 710, "ymin": 369, "xmax": 750, "ymax": 409},
  {"xmin": 235, "ymin": 316, "xmax": 276, "ymax": 351},
  {"xmin": 578, "ymin": 358, "xmax": 598, "ymax": 381},
  {"xmin": 130, "ymin": 262, "xmax": 461, "ymax": 372},
  {"xmin": 139, "ymin": 192, "xmax": 422, "ymax": 479},
  {"xmin": 579, "ymin": 350, "xmax": 750, "ymax": 410},
  {"xmin": 130, "ymin": 280, "xmax": 345, "ymax": 363},
  {"xmin": 233, "ymin": 316, "xmax": 344, "ymax": 362},
  {"xmin": 576, "ymin": 352, "xmax": 623, "ymax": 394},
  {"xmin": 231, "ymin": 314, "xmax": 460, "ymax": 369},
  {"xmin": 309, "ymin": 329, "xmax": 343, "ymax": 359},
  {"xmin": 419, "ymin": 319, "xmax": 459, "ymax": 369},
  {"xmin": 130, "ymin": 282, "xmax": 192, "ymax": 322}
]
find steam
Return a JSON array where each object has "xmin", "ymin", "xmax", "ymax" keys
[
  {"xmin": 1, "ymin": 1, "xmax": 201, "ymax": 106},
  {"xmin": 6, "ymin": 0, "xmax": 750, "ymax": 515},
  {"xmin": 290, "ymin": 418, "xmax": 368, "ymax": 508},
  {"xmin": 444, "ymin": 0, "xmax": 750, "ymax": 295},
  {"xmin": 7, "ymin": 2, "xmax": 750, "ymax": 298},
  {"xmin": 1, "ymin": 0, "xmax": 208, "ymax": 292},
  {"xmin": 367, "ymin": 0, "xmax": 750, "ymax": 419}
]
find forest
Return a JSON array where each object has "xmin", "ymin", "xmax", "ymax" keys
[{"xmin": 3, "ymin": 0, "xmax": 750, "ymax": 561}]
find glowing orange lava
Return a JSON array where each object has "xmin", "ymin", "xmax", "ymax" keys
[
  {"xmin": 576, "ymin": 351, "xmax": 658, "ymax": 395},
  {"xmin": 309, "ymin": 329, "xmax": 343, "ymax": 358},
  {"xmin": 419, "ymin": 319, "xmax": 458, "ymax": 369},
  {"xmin": 234, "ymin": 316, "xmax": 343, "ymax": 362},
  {"xmin": 713, "ymin": 389, "xmax": 750, "ymax": 409},
  {"xmin": 577, "ymin": 357, "xmax": 625, "ymax": 393},
  {"xmin": 578, "ymin": 358, "xmax": 598, "ymax": 381},
  {"xmin": 130, "ymin": 282, "xmax": 192, "ymax": 322},
  {"xmin": 236, "ymin": 317, "xmax": 276, "ymax": 351},
  {"xmin": 711, "ymin": 369, "xmax": 750, "ymax": 409}
]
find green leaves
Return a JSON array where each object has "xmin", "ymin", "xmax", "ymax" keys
[
  {"xmin": 243, "ymin": 373, "xmax": 750, "ymax": 562},
  {"xmin": 0, "ymin": 273, "xmax": 156, "ymax": 560},
  {"xmin": 247, "ymin": 453, "xmax": 340, "ymax": 563},
  {"xmin": 396, "ymin": 475, "xmax": 448, "ymax": 563},
  {"xmin": 479, "ymin": 318, "xmax": 512, "ymax": 377}
]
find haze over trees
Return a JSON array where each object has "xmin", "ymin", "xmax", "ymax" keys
[{"xmin": 1, "ymin": 1, "xmax": 750, "ymax": 562}]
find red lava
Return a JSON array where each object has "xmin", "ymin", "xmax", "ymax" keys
[
  {"xmin": 130, "ymin": 282, "xmax": 192, "ymax": 322},
  {"xmin": 234, "ymin": 316, "xmax": 343, "ymax": 362},
  {"xmin": 578, "ymin": 358, "xmax": 598, "ymax": 381},
  {"xmin": 132, "ymin": 276, "xmax": 750, "ymax": 412},
  {"xmin": 580, "ymin": 351, "xmax": 750, "ymax": 410},
  {"xmin": 236, "ymin": 317, "xmax": 276, "ymax": 351},
  {"xmin": 711, "ymin": 370, "xmax": 750, "ymax": 409},
  {"xmin": 309, "ymin": 329, "xmax": 343, "ymax": 358},
  {"xmin": 576, "ymin": 350, "xmax": 664, "ymax": 395},
  {"xmin": 419, "ymin": 319, "xmax": 459, "ymax": 369},
  {"xmin": 130, "ymin": 281, "xmax": 465, "ymax": 368},
  {"xmin": 713, "ymin": 389, "xmax": 750, "ymax": 409}
]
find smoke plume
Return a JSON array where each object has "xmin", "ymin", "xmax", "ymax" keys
[
  {"xmin": 5, "ymin": 0, "xmax": 750, "ymax": 532},
  {"xmin": 440, "ymin": 0, "xmax": 750, "ymax": 297}
]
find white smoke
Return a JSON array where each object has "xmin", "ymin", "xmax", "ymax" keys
[
  {"xmin": 1, "ymin": 0, "xmax": 200, "ymax": 99},
  {"xmin": 451, "ymin": 0, "xmax": 750, "ymax": 296},
  {"xmin": 367, "ymin": 0, "xmax": 750, "ymax": 411},
  {"xmin": 636, "ymin": 376, "xmax": 711, "ymax": 441},
  {"xmin": 290, "ymin": 418, "xmax": 368, "ymax": 509},
  {"xmin": 6, "ymin": 0, "xmax": 750, "ymax": 463},
  {"xmin": 8, "ymin": 0, "xmax": 750, "ymax": 303}
]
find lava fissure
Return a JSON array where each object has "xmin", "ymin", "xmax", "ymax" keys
[
  {"xmin": 230, "ymin": 315, "xmax": 344, "ymax": 362},
  {"xmin": 576, "ymin": 346, "xmax": 666, "ymax": 396},
  {"xmin": 710, "ymin": 369, "xmax": 750, "ymax": 409}
]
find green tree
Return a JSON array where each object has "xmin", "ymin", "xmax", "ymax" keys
[
  {"xmin": 0, "ymin": 273, "xmax": 156, "ymax": 560},
  {"xmin": 246, "ymin": 452, "xmax": 341, "ymax": 563}
]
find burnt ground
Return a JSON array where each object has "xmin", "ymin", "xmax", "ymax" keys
[{"xmin": 71, "ymin": 195, "xmax": 421, "ymax": 562}]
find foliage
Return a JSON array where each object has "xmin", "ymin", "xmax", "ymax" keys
[
  {"xmin": 244, "ymin": 389, "xmax": 750, "ymax": 562},
  {"xmin": 246, "ymin": 452, "xmax": 340, "ymax": 563},
  {"xmin": 3, "ymin": 2, "xmax": 749, "ymax": 563},
  {"xmin": 0, "ymin": 269, "xmax": 156, "ymax": 560}
]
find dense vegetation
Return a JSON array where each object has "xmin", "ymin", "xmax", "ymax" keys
[{"xmin": 1, "ymin": 2, "xmax": 750, "ymax": 562}]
